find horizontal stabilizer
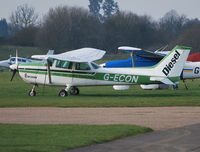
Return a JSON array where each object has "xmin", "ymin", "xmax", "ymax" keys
[
  {"xmin": 150, "ymin": 77, "xmax": 175, "ymax": 85},
  {"xmin": 47, "ymin": 50, "xmax": 54, "ymax": 55}
]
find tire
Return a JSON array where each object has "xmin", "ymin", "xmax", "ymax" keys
[
  {"xmin": 70, "ymin": 87, "xmax": 80, "ymax": 95},
  {"xmin": 58, "ymin": 89, "xmax": 68, "ymax": 97},
  {"xmin": 28, "ymin": 90, "xmax": 36, "ymax": 96}
]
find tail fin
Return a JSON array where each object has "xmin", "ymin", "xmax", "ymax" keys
[
  {"xmin": 46, "ymin": 50, "xmax": 54, "ymax": 55},
  {"xmin": 153, "ymin": 46, "xmax": 191, "ymax": 77}
]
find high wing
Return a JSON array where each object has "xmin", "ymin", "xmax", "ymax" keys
[
  {"xmin": 118, "ymin": 46, "xmax": 165, "ymax": 59},
  {"xmin": 32, "ymin": 48, "xmax": 106, "ymax": 62}
]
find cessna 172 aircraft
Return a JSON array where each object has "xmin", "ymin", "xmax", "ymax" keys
[
  {"xmin": 0, "ymin": 50, "xmax": 54, "ymax": 70},
  {"xmin": 10, "ymin": 46, "xmax": 190, "ymax": 96},
  {"xmin": 103, "ymin": 46, "xmax": 199, "ymax": 90},
  {"xmin": 0, "ymin": 56, "xmax": 39, "ymax": 70}
]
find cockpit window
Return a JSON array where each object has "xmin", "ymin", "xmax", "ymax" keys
[
  {"xmin": 10, "ymin": 58, "xmax": 26, "ymax": 63},
  {"xmin": 10, "ymin": 58, "xmax": 15, "ymax": 62},
  {"xmin": 91, "ymin": 62, "xmax": 100, "ymax": 69},
  {"xmin": 10, "ymin": 58, "xmax": 22, "ymax": 62},
  {"xmin": 55, "ymin": 60, "xmax": 72, "ymax": 69},
  {"xmin": 22, "ymin": 59, "xmax": 26, "ymax": 62},
  {"xmin": 75, "ymin": 63, "xmax": 91, "ymax": 70}
]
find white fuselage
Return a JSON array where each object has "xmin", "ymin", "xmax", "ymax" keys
[
  {"xmin": 18, "ymin": 64, "xmax": 153, "ymax": 87},
  {"xmin": 18, "ymin": 60, "xmax": 174, "ymax": 88},
  {"xmin": 182, "ymin": 61, "xmax": 200, "ymax": 79}
]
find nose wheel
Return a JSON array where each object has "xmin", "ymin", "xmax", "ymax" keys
[
  {"xmin": 28, "ymin": 84, "xmax": 37, "ymax": 96},
  {"xmin": 28, "ymin": 90, "xmax": 36, "ymax": 96}
]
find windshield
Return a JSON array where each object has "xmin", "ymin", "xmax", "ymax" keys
[{"xmin": 91, "ymin": 62, "xmax": 100, "ymax": 69}]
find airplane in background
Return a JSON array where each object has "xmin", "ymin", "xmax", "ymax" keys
[
  {"xmin": 0, "ymin": 50, "xmax": 54, "ymax": 70},
  {"xmin": 9, "ymin": 46, "xmax": 190, "ymax": 96},
  {"xmin": 103, "ymin": 46, "xmax": 199, "ymax": 90}
]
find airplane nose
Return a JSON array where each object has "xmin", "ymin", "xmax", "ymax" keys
[
  {"xmin": 0, "ymin": 61, "xmax": 8, "ymax": 67},
  {"xmin": 10, "ymin": 64, "xmax": 18, "ymax": 70}
]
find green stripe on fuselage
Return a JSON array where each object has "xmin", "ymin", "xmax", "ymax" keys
[
  {"xmin": 19, "ymin": 69, "xmax": 179, "ymax": 84},
  {"xmin": 20, "ymin": 63, "xmax": 45, "ymax": 66}
]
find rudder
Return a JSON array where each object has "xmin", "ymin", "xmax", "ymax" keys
[{"xmin": 153, "ymin": 46, "xmax": 191, "ymax": 77}]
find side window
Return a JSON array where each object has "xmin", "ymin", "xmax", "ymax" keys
[
  {"xmin": 22, "ymin": 59, "xmax": 26, "ymax": 62},
  {"xmin": 48, "ymin": 58, "xmax": 55, "ymax": 66},
  {"xmin": 10, "ymin": 58, "xmax": 15, "ymax": 62},
  {"xmin": 55, "ymin": 60, "xmax": 72, "ymax": 69},
  {"xmin": 75, "ymin": 63, "xmax": 91, "ymax": 70}
]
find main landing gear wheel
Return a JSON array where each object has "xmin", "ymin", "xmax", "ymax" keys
[
  {"xmin": 58, "ymin": 89, "xmax": 68, "ymax": 97},
  {"xmin": 70, "ymin": 87, "xmax": 80, "ymax": 95},
  {"xmin": 28, "ymin": 90, "xmax": 36, "ymax": 96}
]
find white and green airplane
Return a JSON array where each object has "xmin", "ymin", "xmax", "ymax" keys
[{"xmin": 10, "ymin": 46, "xmax": 190, "ymax": 96}]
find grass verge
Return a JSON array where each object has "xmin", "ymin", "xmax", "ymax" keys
[
  {"xmin": 0, "ymin": 124, "xmax": 152, "ymax": 152},
  {"xmin": 1, "ymin": 72, "xmax": 200, "ymax": 107}
]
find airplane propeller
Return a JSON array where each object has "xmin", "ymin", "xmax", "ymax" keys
[
  {"xmin": 10, "ymin": 50, "xmax": 19, "ymax": 81},
  {"xmin": 10, "ymin": 69, "xmax": 17, "ymax": 81}
]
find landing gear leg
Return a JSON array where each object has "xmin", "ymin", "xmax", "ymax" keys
[
  {"xmin": 183, "ymin": 80, "xmax": 188, "ymax": 90},
  {"xmin": 28, "ymin": 84, "xmax": 37, "ymax": 96},
  {"xmin": 172, "ymin": 84, "xmax": 179, "ymax": 90}
]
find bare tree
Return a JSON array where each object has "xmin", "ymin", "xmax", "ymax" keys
[
  {"xmin": 10, "ymin": 4, "xmax": 38, "ymax": 30},
  {"xmin": 37, "ymin": 6, "xmax": 102, "ymax": 51},
  {"xmin": 158, "ymin": 9, "xmax": 188, "ymax": 43}
]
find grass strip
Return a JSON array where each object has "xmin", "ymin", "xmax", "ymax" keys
[{"xmin": 0, "ymin": 124, "xmax": 152, "ymax": 152}]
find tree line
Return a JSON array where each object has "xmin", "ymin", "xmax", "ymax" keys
[{"xmin": 0, "ymin": 4, "xmax": 200, "ymax": 53}]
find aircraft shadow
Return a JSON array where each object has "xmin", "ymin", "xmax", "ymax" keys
[{"xmin": 79, "ymin": 93, "xmax": 182, "ymax": 98}]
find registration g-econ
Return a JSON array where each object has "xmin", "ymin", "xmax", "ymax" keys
[{"xmin": 10, "ymin": 46, "xmax": 190, "ymax": 96}]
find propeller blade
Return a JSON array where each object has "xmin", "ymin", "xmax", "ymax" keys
[
  {"xmin": 16, "ymin": 49, "xmax": 18, "ymax": 65},
  {"xmin": 10, "ymin": 69, "xmax": 17, "ymax": 81},
  {"xmin": 10, "ymin": 50, "xmax": 19, "ymax": 82}
]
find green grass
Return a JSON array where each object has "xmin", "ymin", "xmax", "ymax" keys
[
  {"xmin": 1, "ymin": 72, "xmax": 200, "ymax": 107},
  {"xmin": 0, "ymin": 124, "xmax": 152, "ymax": 152}
]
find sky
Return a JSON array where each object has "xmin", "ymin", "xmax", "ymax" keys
[{"xmin": 0, "ymin": 0, "xmax": 200, "ymax": 21}]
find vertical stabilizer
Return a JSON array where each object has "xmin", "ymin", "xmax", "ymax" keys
[{"xmin": 153, "ymin": 46, "xmax": 191, "ymax": 77}]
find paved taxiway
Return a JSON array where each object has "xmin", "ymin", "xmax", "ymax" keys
[
  {"xmin": 0, "ymin": 107, "xmax": 200, "ymax": 130},
  {"xmin": 67, "ymin": 123, "xmax": 200, "ymax": 152},
  {"xmin": 1, "ymin": 107, "xmax": 200, "ymax": 151}
]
